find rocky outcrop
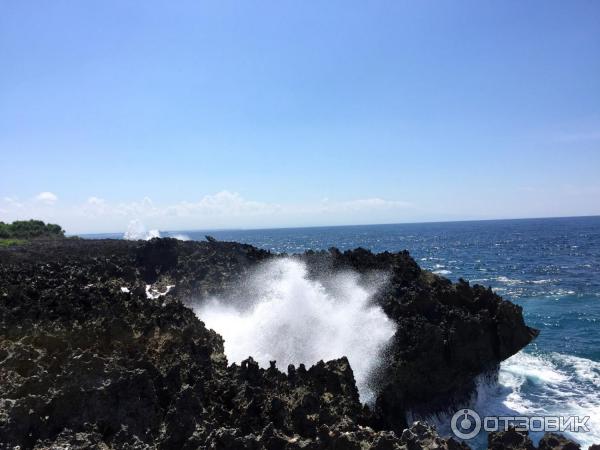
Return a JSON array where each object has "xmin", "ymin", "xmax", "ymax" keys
[
  {"xmin": 488, "ymin": 427, "xmax": 594, "ymax": 450},
  {"xmin": 202, "ymin": 420, "xmax": 470, "ymax": 450},
  {"xmin": 0, "ymin": 238, "xmax": 543, "ymax": 449},
  {"xmin": 304, "ymin": 248, "xmax": 539, "ymax": 431}
]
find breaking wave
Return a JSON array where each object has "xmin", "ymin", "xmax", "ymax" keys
[
  {"xmin": 425, "ymin": 351, "xmax": 600, "ymax": 449},
  {"xmin": 194, "ymin": 258, "xmax": 396, "ymax": 403}
]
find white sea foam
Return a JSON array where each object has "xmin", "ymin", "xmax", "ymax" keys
[
  {"xmin": 423, "ymin": 351, "xmax": 600, "ymax": 449},
  {"xmin": 495, "ymin": 276, "xmax": 524, "ymax": 285},
  {"xmin": 194, "ymin": 258, "xmax": 396, "ymax": 403},
  {"xmin": 531, "ymin": 279, "xmax": 555, "ymax": 285},
  {"xmin": 470, "ymin": 278, "xmax": 490, "ymax": 283},
  {"xmin": 145, "ymin": 284, "xmax": 175, "ymax": 299},
  {"xmin": 496, "ymin": 352, "xmax": 600, "ymax": 446},
  {"xmin": 553, "ymin": 353, "xmax": 600, "ymax": 385}
]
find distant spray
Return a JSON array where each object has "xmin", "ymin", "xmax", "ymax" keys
[
  {"xmin": 123, "ymin": 220, "xmax": 161, "ymax": 241},
  {"xmin": 123, "ymin": 220, "xmax": 189, "ymax": 241},
  {"xmin": 170, "ymin": 233, "xmax": 190, "ymax": 241},
  {"xmin": 194, "ymin": 258, "xmax": 396, "ymax": 402}
]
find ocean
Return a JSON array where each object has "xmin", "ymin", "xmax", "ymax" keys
[{"xmin": 84, "ymin": 216, "xmax": 600, "ymax": 448}]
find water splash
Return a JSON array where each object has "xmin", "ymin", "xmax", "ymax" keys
[
  {"xmin": 123, "ymin": 220, "xmax": 161, "ymax": 241},
  {"xmin": 194, "ymin": 258, "xmax": 396, "ymax": 403}
]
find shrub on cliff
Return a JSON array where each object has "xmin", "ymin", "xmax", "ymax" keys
[{"xmin": 0, "ymin": 219, "xmax": 65, "ymax": 239}]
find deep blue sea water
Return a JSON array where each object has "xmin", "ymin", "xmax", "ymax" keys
[{"xmin": 83, "ymin": 216, "xmax": 600, "ymax": 447}]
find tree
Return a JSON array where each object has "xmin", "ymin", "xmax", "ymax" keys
[{"xmin": 0, "ymin": 220, "xmax": 65, "ymax": 238}]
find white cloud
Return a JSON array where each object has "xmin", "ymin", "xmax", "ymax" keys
[
  {"xmin": 165, "ymin": 191, "xmax": 279, "ymax": 217},
  {"xmin": 82, "ymin": 197, "xmax": 108, "ymax": 217},
  {"xmin": 0, "ymin": 190, "xmax": 416, "ymax": 233},
  {"xmin": 87, "ymin": 196, "xmax": 105, "ymax": 205},
  {"xmin": 35, "ymin": 192, "xmax": 58, "ymax": 205},
  {"xmin": 114, "ymin": 196, "xmax": 160, "ymax": 217},
  {"xmin": 77, "ymin": 191, "xmax": 280, "ymax": 220}
]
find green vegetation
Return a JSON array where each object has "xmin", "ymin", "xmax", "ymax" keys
[
  {"xmin": 0, "ymin": 238, "xmax": 26, "ymax": 247},
  {"xmin": 0, "ymin": 220, "xmax": 65, "ymax": 239}
]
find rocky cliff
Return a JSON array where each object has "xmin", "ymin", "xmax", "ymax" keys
[{"xmin": 0, "ymin": 237, "xmax": 577, "ymax": 449}]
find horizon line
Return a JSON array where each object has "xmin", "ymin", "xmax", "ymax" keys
[{"xmin": 75, "ymin": 213, "xmax": 600, "ymax": 237}]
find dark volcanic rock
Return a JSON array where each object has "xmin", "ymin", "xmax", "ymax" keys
[
  {"xmin": 488, "ymin": 427, "xmax": 536, "ymax": 450},
  {"xmin": 488, "ymin": 428, "xmax": 590, "ymax": 450},
  {"xmin": 0, "ymin": 238, "xmax": 543, "ymax": 449},
  {"xmin": 302, "ymin": 248, "xmax": 538, "ymax": 431}
]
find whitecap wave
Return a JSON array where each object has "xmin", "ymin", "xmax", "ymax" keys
[
  {"xmin": 433, "ymin": 269, "xmax": 452, "ymax": 275},
  {"xmin": 531, "ymin": 279, "xmax": 555, "ymax": 285},
  {"xmin": 495, "ymin": 276, "xmax": 524, "ymax": 285}
]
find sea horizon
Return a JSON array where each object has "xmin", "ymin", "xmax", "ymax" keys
[{"xmin": 77, "ymin": 213, "xmax": 600, "ymax": 238}]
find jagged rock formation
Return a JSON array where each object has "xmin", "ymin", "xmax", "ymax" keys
[
  {"xmin": 0, "ymin": 238, "xmax": 557, "ymax": 449},
  {"xmin": 302, "ymin": 248, "xmax": 538, "ymax": 431},
  {"xmin": 488, "ymin": 427, "xmax": 598, "ymax": 450}
]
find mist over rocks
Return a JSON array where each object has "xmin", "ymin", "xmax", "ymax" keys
[{"xmin": 0, "ymin": 236, "xmax": 562, "ymax": 449}]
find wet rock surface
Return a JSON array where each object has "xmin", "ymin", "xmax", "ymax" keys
[
  {"xmin": 0, "ymin": 237, "xmax": 554, "ymax": 449},
  {"xmin": 488, "ymin": 427, "xmax": 596, "ymax": 450}
]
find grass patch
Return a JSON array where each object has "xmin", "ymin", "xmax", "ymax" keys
[{"xmin": 0, "ymin": 238, "xmax": 26, "ymax": 247}]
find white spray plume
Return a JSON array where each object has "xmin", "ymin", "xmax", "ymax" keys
[
  {"xmin": 123, "ymin": 220, "xmax": 161, "ymax": 241},
  {"xmin": 194, "ymin": 258, "xmax": 396, "ymax": 403},
  {"xmin": 123, "ymin": 220, "xmax": 191, "ymax": 241}
]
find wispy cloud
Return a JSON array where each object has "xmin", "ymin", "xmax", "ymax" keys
[
  {"xmin": 78, "ymin": 191, "xmax": 409, "ymax": 220},
  {"xmin": 34, "ymin": 192, "xmax": 58, "ymax": 205},
  {"xmin": 0, "ymin": 190, "xmax": 414, "ymax": 233},
  {"xmin": 3, "ymin": 197, "xmax": 23, "ymax": 209},
  {"xmin": 164, "ymin": 191, "xmax": 279, "ymax": 218}
]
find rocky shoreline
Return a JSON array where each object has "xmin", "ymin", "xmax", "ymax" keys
[{"xmin": 0, "ymin": 238, "xmax": 593, "ymax": 449}]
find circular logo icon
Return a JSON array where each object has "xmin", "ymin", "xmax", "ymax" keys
[{"xmin": 451, "ymin": 408, "xmax": 481, "ymax": 440}]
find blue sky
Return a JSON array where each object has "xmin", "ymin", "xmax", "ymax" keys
[{"xmin": 1, "ymin": 1, "xmax": 599, "ymax": 233}]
